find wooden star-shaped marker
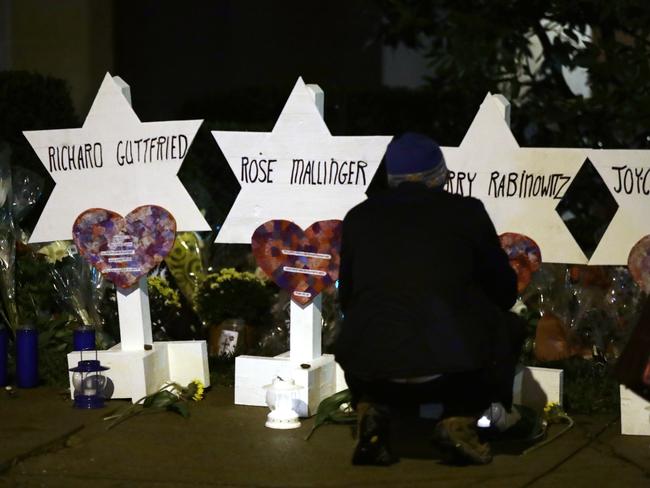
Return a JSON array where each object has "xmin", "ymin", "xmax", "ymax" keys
[
  {"xmin": 587, "ymin": 151, "xmax": 650, "ymax": 265},
  {"xmin": 212, "ymin": 77, "xmax": 392, "ymax": 244},
  {"xmin": 24, "ymin": 73, "xmax": 209, "ymax": 243},
  {"xmin": 442, "ymin": 94, "xmax": 588, "ymax": 264}
]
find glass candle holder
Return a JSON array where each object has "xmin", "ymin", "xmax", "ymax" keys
[
  {"xmin": 73, "ymin": 326, "xmax": 96, "ymax": 351},
  {"xmin": 69, "ymin": 359, "xmax": 109, "ymax": 409},
  {"xmin": 263, "ymin": 376, "xmax": 302, "ymax": 429},
  {"xmin": 0, "ymin": 326, "xmax": 7, "ymax": 387},
  {"xmin": 16, "ymin": 326, "xmax": 38, "ymax": 388}
]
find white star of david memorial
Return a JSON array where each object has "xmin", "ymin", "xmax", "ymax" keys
[
  {"xmin": 587, "ymin": 150, "xmax": 650, "ymax": 265},
  {"xmin": 442, "ymin": 94, "xmax": 588, "ymax": 264},
  {"xmin": 24, "ymin": 72, "xmax": 209, "ymax": 244},
  {"xmin": 212, "ymin": 77, "xmax": 392, "ymax": 243}
]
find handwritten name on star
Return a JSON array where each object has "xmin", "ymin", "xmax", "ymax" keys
[
  {"xmin": 289, "ymin": 159, "xmax": 368, "ymax": 186},
  {"xmin": 24, "ymin": 73, "xmax": 209, "ymax": 243},
  {"xmin": 46, "ymin": 135, "xmax": 190, "ymax": 173},
  {"xmin": 442, "ymin": 169, "xmax": 572, "ymax": 199},
  {"xmin": 238, "ymin": 156, "xmax": 369, "ymax": 186},
  {"xmin": 487, "ymin": 170, "xmax": 572, "ymax": 199},
  {"xmin": 611, "ymin": 164, "xmax": 650, "ymax": 195},
  {"xmin": 211, "ymin": 77, "xmax": 389, "ymax": 243}
]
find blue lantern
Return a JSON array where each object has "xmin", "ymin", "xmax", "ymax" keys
[{"xmin": 69, "ymin": 358, "xmax": 109, "ymax": 409}]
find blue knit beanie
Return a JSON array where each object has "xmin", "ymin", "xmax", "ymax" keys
[{"xmin": 385, "ymin": 132, "xmax": 448, "ymax": 188}]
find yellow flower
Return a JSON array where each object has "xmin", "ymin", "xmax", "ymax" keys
[
  {"xmin": 543, "ymin": 402, "xmax": 558, "ymax": 414},
  {"xmin": 190, "ymin": 380, "xmax": 204, "ymax": 401},
  {"xmin": 542, "ymin": 401, "xmax": 570, "ymax": 424}
]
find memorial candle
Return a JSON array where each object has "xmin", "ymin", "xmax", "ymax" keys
[
  {"xmin": 16, "ymin": 325, "xmax": 38, "ymax": 388},
  {"xmin": 73, "ymin": 325, "xmax": 96, "ymax": 351},
  {"xmin": 0, "ymin": 326, "xmax": 7, "ymax": 386}
]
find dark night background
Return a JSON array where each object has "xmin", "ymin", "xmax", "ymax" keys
[{"xmin": 2, "ymin": 0, "xmax": 650, "ymax": 253}]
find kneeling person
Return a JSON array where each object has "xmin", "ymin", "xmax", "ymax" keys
[{"xmin": 334, "ymin": 133, "xmax": 524, "ymax": 466}]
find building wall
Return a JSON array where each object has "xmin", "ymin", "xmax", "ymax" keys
[
  {"xmin": 5, "ymin": 1, "xmax": 394, "ymax": 121},
  {"xmin": 7, "ymin": 0, "xmax": 114, "ymax": 115},
  {"xmin": 113, "ymin": 0, "xmax": 383, "ymax": 119}
]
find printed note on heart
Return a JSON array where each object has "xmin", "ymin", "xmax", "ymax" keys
[
  {"xmin": 72, "ymin": 205, "xmax": 177, "ymax": 289},
  {"xmin": 252, "ymin": 220, "xmax": 342, "ymax": 306}
]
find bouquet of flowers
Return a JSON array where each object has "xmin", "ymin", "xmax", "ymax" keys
[
  {"xmin": 195, "ymin": 267, "xmax": 274, "ymax": 327},
  {"xmin": 0, "ymin": 145, "xmax": 17, "ymax": 333},
  {"xmin": 37, "ymin": 240, "xmax": 106, "ymax": 330}
]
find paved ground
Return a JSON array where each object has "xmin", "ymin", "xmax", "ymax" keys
[{"xmin": 1, "ymin": 386, "xmax": 649, "ymax": 487}]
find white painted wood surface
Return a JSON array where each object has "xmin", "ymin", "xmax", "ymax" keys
[
  {"xmin": 441, "ymin": 94, "xmax": 586, "ymax": 264},
  {"xmin": 441, "ymin": 93, "xmax": 650, "ymax": 265},
  {"xmin": 512, "ymin": 366, "xmax": 564, "ymax": 412},
  {"xmin": 24, "ymin": 72, "xmax": 209, "ymax": 244},
  {"xmin": 289, "ymin": 295, "xmax": 322, "ymax": 364},
  {"xmin": 620, "ymin": 386, "xmax": 650, "ymax": 435},
  {"xmin": 67, "ymin": 341, "xmax": 210, "ymax": 403},
  {"xmin": 229, "ymin": 81, "xmax": 355, "ymax": 414},
  {"xmin": 116, "ymin": 276, "xmax": 153, "ymax": 351},
  {"xmin": 235, "ymin": 353, "xmax": 337, "ymax": 417},
  {"xmin": 31, "ymin": 74, "xmax": 212, "ymax": 401},
  {"xmin": 212, "ymin": 77, "xmax": 391, "ymax": 244},
  {"xmin": 586, "ymin": 150, "xmax": 650, "ymax": 265}
]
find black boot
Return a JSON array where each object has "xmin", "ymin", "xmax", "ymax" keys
[
  {"xmin": 433, "ymin": 416, "xmax": 493, "ymax": 465},
  {"xmin": 352, "ymin": 403, "xmax": 398, "ymax": 466}
]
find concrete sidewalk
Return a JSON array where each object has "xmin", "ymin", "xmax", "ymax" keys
[{"xmin": 1, "ymin": 386, "xmax": 649, "ymax": 487}]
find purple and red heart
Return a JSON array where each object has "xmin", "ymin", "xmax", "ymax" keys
[
  {"xmin": 72, "ymin": 205, "xmax": 176, "ymax": 289},
  {"xmin": 252, "ymin": 220, "xmax": 342, "ymax": 306}
]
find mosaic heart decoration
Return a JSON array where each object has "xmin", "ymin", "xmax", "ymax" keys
[
  {"xmin": 252, "ymin": 220, "xmax": 342, "ymax": 306},
  {"xmin": 72, "ymin": 205, "xmax": 177, "ymax": 289},
  {"xmin": 499, "ymin": 232, "xmax": 542, "ymax": 293},
  {"xmin": 628, "ymin": 234, "xmax": 650, "ymax": 293}
]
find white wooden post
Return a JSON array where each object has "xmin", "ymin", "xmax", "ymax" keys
[
  {"xmin": 306, "ymin": 83, "xmax": 324, "ymax": 116},
  {"xmin": 27, "ymin": 72, "xmax": 210, "ymax": 402},
  {"xmin": 620, "ymin": 386, "xmax": 650, "ymax": 435},
  {"xmin": 289, "ymin": 295, "xmax": 322, "ymax": 363},
  {"xmin": 287, "ymin": 83, "xmax": 325, "ymax": 364},
  {"xmin": 111, "ymin": 76, "xmax": 153, "ymax": 352},
  {"xmin": 116, "ymin": 277, "xmax": 153, "ymax": 351},
  {"xmin": 234, "ymin": 82, "xmax": 339, "ymax": 415},
  {"xmin": 112, "ymin": 75, "xmax": 132, "ymax": 104},
  {"xmin": 490, "ymin": 93, "xmax": 511, "ymax": 125}
]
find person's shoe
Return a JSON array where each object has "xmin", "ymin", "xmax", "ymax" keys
[
  {"xmin": 352, "ymin": 403, "xmax": 398, "ymax": 466},
  {"xmin": 433, "ymin": 416, "xmax": 493, "ymax": 465}
]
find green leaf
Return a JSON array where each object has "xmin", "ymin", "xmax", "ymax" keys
[
  {"xmin": 167, "ymin": 401, "xmax": 190, "ymax": 418},
  {"xmin": 305, "ymin": 389, "xmax": 355, "ymax": 441},
  {"xmin": 143, "ymin": 390, "xmax": 178, "ymax": 409}
]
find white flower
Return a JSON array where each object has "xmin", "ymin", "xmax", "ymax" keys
[{"xmin": 37, "ymin": 241, "xmax": 71, "ymax": 263}]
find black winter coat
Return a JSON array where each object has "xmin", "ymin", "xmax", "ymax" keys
[{"xmin": 334, "ymin": 183, "xmax": 518, "ymax": 380}]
